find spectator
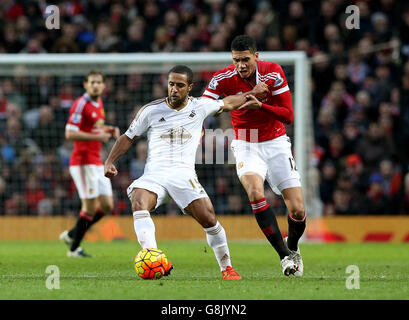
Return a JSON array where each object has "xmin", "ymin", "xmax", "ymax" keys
[
  {"xmin": 25, "ymin": 174, "xmax": 46, "ymax": 215},
  {"xmin": 130, "ymin": 140, "xmax": 148, "ymax": 180},
  {"xmin": 31, "ymin": 105, "xmax": 63, "ymax": 153},
  {"xmin": 379, "ymin": 158, "xmax": 402, "ymax": 200},
  {"xmin": 151, "ymin": 26, "xmax": 174, "ymax": 52},
  {"xmin": 122, "ymin": 23, "xmax": 147, "ymax": 52},
  {"xmin": 319, "ymin": 160, "xmax": 337, "ymax": 204},
  {"xmin": 94, "ymin": 22, "xmax": 119, "ymax": 52},
  {"xmin": 332, "ymin": 188, "xmax": 353, "ymax": 215},
  {"xmin": 342, "ymin": 119, "xmax": 361, "ymax": 154},
  {"xmin": 398, "ymin": 172, "xmax": 409, "ymax": 214},
  {"xmin": 5, "ymin": 192, "xmax": 28, "ymax": 216},
  {"xmin": 0, "ymin": 176, "xmax": 6, "ymax": 214},
  {"xmin": 345, "ymin": 153, "xmax": 369, "ymax": 195},
  {"xmin": 356, "ymin": 122, "xmax": 396, "ymax": 172},
  {"xmin": 365, "ymin": 173, "xmax": 390, "ymax": 214},
  {"xmin": 228, "ymin": 194, "xmax": 244, "ymax": 214},
  {"xmin": 0, "ymin": 0, "xmax": 405, "ymax": 217}
]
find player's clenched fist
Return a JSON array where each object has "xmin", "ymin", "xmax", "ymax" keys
[
  {"xmin": 104, "ymin": 162, "xmax": 118, "ymax": 178},
  {"xmin": 252, "ymin": 82, "xmax": 269, "ymax": 99},
  {"xmin": 97, "ymin": 132, "xmax": 112, "ymax": 143},
  {"xmin": 239, "ymin": 94, "xmax": 262, "ymax": 110}
]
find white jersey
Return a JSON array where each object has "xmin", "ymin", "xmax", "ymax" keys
[{"xmin": 125, "ymin": 97, "xmax": 224, "ymax": 173}]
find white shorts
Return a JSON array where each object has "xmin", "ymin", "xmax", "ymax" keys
[
  {"xmin": 127, "ymin": 168, "xmax": 208, "ymax": 213},
  {"xmin": 231, "ymin": 135, "xmax": 301, "ymax": 195},
  {"xmin": 69, "ymin": 165, "xmax": 113, "ymax": 199}
]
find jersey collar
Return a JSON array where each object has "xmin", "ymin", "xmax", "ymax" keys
[{"xmin": 83, "ymin": 93, "xmax": 100, "ymax": 107}]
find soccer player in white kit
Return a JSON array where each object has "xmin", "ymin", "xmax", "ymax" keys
[{"xmin": 104, "ymin": 65, "xmax": 267, "ymax": 279}]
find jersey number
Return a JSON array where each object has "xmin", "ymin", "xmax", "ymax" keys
[
  {"xmin": 189, "ymin": 178, "xmax": 205, "ymax": 193},
  {"xmin": 289, "ymin": 157, "xmax": 298, "ymax": 171}
]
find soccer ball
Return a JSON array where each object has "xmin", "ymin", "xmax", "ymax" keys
[{"xmin": 134, "ymin": 248, "xmax": 170, "ymax": 280}]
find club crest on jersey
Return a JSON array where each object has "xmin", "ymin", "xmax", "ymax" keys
[
  {"xmin": 189, "ymin": 110, "xmax": 196, "ymax": 118},
  {"xmin": 208, "ymin": 78, "xmax": 219, "ymax": 90}
]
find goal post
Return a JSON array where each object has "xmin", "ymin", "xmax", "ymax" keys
[{"xmin": 0, "ymin": 52, "xmax": 321, "ymax": 217}]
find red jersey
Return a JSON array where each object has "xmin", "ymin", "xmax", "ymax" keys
[
  {"xmin": 203, "ymin": 60, "xmax": 292, "ymax": 142},
  {"xmin": 66, "ymin": 93, "xmax": 105, "ymax": 166}
]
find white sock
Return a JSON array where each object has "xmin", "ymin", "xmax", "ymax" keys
[
  {"xmin": 133, "ymin": 210, "xmax": 157, "ymax": 249},
  {"xmin": 204, "ymin": 221, "xmax": 232, "ymax": 271}
]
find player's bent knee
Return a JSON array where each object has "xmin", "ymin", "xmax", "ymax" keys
[
  {"xmin": 185, "ymin": 198, "xmax": 217, "ymax": 228},
  {"xmin": 202, "ymin": 213, "xmax": 217, "ymax": 229},
  {"xmin": 130, "ymin": 189, "xmax": 157, "ymax": 212},
  {"xmin": 246, "ymin": 187, "xmax": 265, "ymax": 202},
  {"xmin": 132, "ymin": 199, "xmax": 148, "ymax": 212},
  {"xmin": 82, "ymin": 199, "xmax": 99, "ymax": 215},
  {"xmin": 289, "ymin": 207, "xmax": 306, "ymax": 221},
  {"xmin": 100, "ymin": 204, "xmax": 113, "ymax": 214}
]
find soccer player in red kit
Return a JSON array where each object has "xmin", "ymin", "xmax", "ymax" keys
[
  {"xmin": 203, "ymin": 35, "xmax": 306, "ymax": 277},
  {"xmin": 59, "ymin": 70, "xmax": 120, "ymax": 257}
]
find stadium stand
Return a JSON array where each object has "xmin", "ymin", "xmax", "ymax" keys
[{"xmin": 0, "ymin": 0, "xmax": 407, "ymax": 216}]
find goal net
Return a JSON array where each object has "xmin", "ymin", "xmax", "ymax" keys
[{"xmin": 0, "ymin": 52, "xmax": 321, "ymax": 217}]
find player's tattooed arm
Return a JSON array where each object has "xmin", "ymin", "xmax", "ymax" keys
[{"xmin": 104, "ymin": 134, "xmax": 137, "ymax": 178}]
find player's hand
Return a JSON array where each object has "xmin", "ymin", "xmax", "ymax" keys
[
  {"xmin": 112, "ymin": 127, "xmax": 120, "ymax": 139},
  {"xmin": 97, "ymin": 132, "xmax": 112, "ymax": 143},
  {"xmin": 104, "ymin": 126, "xmax": 120, "ymax": 139},
  {"xmin": 239, "ymin": 94, "xmax": 262, "ymax": 110},
  {"xmin": 251, "ymin": 82, "xmax": 269, "ymax": 99},
  {"xmin": 104, "ymin": 162, "xmax": 118, "ymax": 178}
]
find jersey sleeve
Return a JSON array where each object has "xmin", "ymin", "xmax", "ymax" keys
[
  {"xmin": 264, "ymin": 64, "xmax": 290, "ymax": 96},
  {"xmin": 65, "ymin": 98, "xmax": 84, "ymax": 131},
  {"xmin": 201, "ymin": 97, "xmax": 225, "ymax": 117},
  {"xmin": 125, "ymin": 106, "xmax": 150, "ymax": 139}
]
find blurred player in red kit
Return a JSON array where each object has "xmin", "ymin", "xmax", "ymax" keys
[
  {"xmin": 203, "ymin": 35, "xmax": 306, "ymax": 277},
  {"xmin": 59, "ymin": 70, "xmax": 120, "ymax": 257}
]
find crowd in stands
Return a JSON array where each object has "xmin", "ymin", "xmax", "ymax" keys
[{"xmin": 1, "ymin": 0, "xmax": 409, "ymax": 216}]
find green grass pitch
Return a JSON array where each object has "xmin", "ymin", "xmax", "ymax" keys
[{"xmin": 0, "ymin": 240, "xmax": 408, "ymax": 300}]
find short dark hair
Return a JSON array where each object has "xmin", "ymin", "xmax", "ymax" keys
[
  {"xmin": 85, "ymin": 70, "xmax": 105, "ymax": 82},
  {"xmin": 168, "ymin": 65, "xmax": 194, "ymax": 84},
  {"xmin": 231, "ymin": 35, "xmax": 257, "ymax": 53}
]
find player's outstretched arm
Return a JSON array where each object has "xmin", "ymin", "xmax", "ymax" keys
[
  {"xmin": 102, "ymin": 125, "xmax": 120, "ymax": 139},
  {"xmin": 65, "ymin": 128, "xmax": 112, "ymax": 142},
  {"xmin": 104, "ymin": 134, "xmax": 135, "ymax": 178},
  {"xmin": 221, "ymin": 83, "xmax": 269, "ymax": 112},
  {"xmin": 221, "ymin": 92, "xmax": 261, "ymax": 112}
]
